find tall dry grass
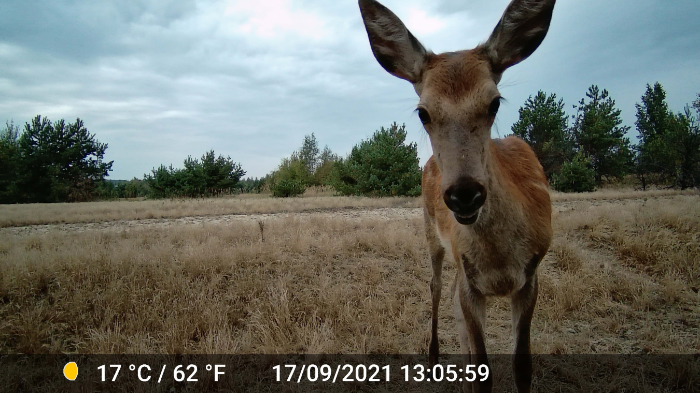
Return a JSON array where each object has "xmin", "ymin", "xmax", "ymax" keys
[
  {"xmin": 0, "ymin": 195, "xmax": 698, "ymax": 355},
  {"xmin": 0, "ymin": 216, "xmax": 432, "ymax": 354},
  {"xmin": 549, "ymin": 187, "xmax": 696, "ymax": 202},
  {"xmin": 536, "ymin": 195, "xmax": 700, "ymax": 354}
]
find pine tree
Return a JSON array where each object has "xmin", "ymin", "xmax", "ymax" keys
[
  {"xmin": 17, "ymin": 116, "xmax": 113, "ymax": 202},
  {"xmin": 511, "ymin": 91, "xmax": 572, "ymax": 180},
  {"xmin": 634, "ymin": 83, "xmax": 673, "ymax": 189},
  {"xmin": 666, "ymin": 107, "xmax": 700, "ymax": 189},
  {"xmin": 0, "ymin": 121, "xmax": 21, "ymax": 203},
  {"xmin": 634, "ymin": 84, "xmax": 700, "ymax": 189},
  {"xmin": 572, "ymin": 86, "xmax": 633, "ymax": 184},
  {"xmin": 331, "ymin": 122, "xmax": 421, "ymax": 196}
]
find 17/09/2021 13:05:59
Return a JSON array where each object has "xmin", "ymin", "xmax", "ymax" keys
[{"xmin": 272, "ymin": 363, "xmax": 490, "ymax": 383}]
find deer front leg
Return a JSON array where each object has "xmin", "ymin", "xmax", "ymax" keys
[
  {"xmin": 424, "ymin": 211, "xmax": 445, "ymax": 367},
  {"xmin": 511, "ymin": 275, "xmax": 538, "ymax": 393},
  {"xmin": 454, "ymin": 278, "xmax": 491, "ymax": 393}
]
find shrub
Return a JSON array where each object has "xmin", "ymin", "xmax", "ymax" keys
[
  {"xmin": 144, "ymin": 150, "xmax": 245, "ymax": 198},
  {"xmin": 552, "ymin": 153, "xmax": 596, "ymax": 192},
  {"xmin": 330, "ymin": 122, "xmax": 421, "ymax": 197},
  {"xmin": 265, "ymin": 135, "xmax": 339, "ymax": 194},
  {"xmin": 270, "ymin": 179, "xmax": 305, "ymax": 197}
]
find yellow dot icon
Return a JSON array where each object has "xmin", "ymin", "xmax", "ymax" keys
[{"xmin": 63, "ymin": 362, "xmax": 78, "ymax": 381}]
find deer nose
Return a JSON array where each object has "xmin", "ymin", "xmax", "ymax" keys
[{"xmin": 443, "ymin": 180, "xmax": 486, "ymax": 218}]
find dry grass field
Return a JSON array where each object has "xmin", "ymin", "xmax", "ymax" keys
[{"xmin": 0, "ymin": 190, "xmax": 699, "ymax": 358}]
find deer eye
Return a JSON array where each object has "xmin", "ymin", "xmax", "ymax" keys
[
  {"xmin": 488, "ymin": 97, "xmax": 501, "ymax": 117},
  {"xmin": 417, "ymin": 107, "xmax": 431, "ymax": 125}
]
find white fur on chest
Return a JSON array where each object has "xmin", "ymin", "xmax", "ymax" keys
[{"xmin": 438, "ymin": 215, "xmax": 533, "ymax": 297}]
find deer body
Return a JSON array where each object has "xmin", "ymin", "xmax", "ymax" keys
[
  {"xmin": 359, "ymin": 1, "xmax": 555, "ymax": 391},
  {"xmin": 424, "ymin": 138, "xmax": 551, "ymax": 298}
]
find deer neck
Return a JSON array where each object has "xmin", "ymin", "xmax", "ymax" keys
[{"xmin": 472, "ymin": 141, "xmax": 520, "ymax": 233}]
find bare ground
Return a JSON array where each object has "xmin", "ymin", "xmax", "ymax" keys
[
  {"xmin": 1, "ymin": 188, "xmax": 693, "ymax": 229},
  {"xmin": 0, "ymin": 207, "xmax": 421, "ymax": 237},
  {"xmin": 0, "ymin": 194, "xmax": 681, "ymax": 237}
]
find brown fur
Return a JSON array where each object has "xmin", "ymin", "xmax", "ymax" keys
[
  {"xmin": 423, "ymin": 136, "xmax": 552, "ymax": 393},
  {"xmin": 422, "ymin": 137, "xmax": 552, "ymax": 283},
  {"xmin": 423, "ymin": 50, "xmax": 498, "ymax": 101},
  {"xmin": 359, "ymin": 1, "xmax": 556, "ymax": 391}
]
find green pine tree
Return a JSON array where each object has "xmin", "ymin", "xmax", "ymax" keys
[
  {"xmin": 634, "ymin": 82, "xmax": 674, "ymax": 189},
  {"xmin": 572, "ymin": 86, "xmax": 633, "ymax": 184},
  {"xmin": 17, "ymin": 116, "xmax": 113, "ymax": 202},
  {"xmin": 511, "ymin": 91, "xmax": 573, "ymax": 180},
  {"xmin": 331, "ymin": 122, "xmax": 421, "ymax": 197},
  {"xmin": 0, "ymin": 121, "xmax": 21, "ymax": 203},
  {"xmin": 634, "ymin": 84, "xmax": 700, "ymax": 189}
]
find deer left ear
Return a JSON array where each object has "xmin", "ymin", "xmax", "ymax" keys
[
  {"xmin": 482, "ymin": 0, "xmax": 556, "ymax": 74},
  {"xmin": 359, "ymin": 0, "xmax": 429, "ymax": 84}
]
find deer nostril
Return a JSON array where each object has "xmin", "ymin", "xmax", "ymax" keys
[
  {"xmin": 454, "ymin": 189, "xmax": 483, "ymax": 211},
  {"xmin": 443, "ymin": 180, "xmax": 486, "ymax": 215},
  {"xmin": 467, "ymin": 191, "xmax": 484, "ymax": 208},
  {"xmin": 449, "ymin": 192, "xmax": 462, "ymax": 206}
]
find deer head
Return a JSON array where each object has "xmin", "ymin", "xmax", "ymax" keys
[{"xmin": 359, "ymin": 0, "xmax": 555, "ymax": 224}]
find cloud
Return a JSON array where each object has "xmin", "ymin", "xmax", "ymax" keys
[
  {"xmin": 0, "ymin": 0, "xmax": 698, "ymax": 180},
  {"xmin": 224, "ymin": 0, "xmax": 329, "ymax": 40},
  {"xmin": 404, "ymin": 9, "xmax": 446, "ymax": 36}
]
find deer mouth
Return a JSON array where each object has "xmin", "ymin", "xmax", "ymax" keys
[{"xmin": 454, "ymin": 209, "xmax": 480, "ymax": 225}]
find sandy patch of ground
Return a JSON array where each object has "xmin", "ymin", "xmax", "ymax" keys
[
  {"xmin": 0, "ymin": 196, "xmax": 675, "ymax": 238},
  {"xmin": 0, "ymin": 207, "xmax": 421, "ymax": 237}
]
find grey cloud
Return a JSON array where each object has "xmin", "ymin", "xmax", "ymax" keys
[
  {"xmin": 0, "ymin": 0, "xmax": 198, "ymax": 62},
  {"xmin": 0, "ymin": 0, "xmax": 698, "ymax": 180}
]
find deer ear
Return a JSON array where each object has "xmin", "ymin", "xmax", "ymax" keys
[
  {"xmin": 482, "ymin": 0, "xmax": 556, "ymax": 73},
  {"xmin": 358, "ymin": 0, "xmax": 428, "ymax": 83}
]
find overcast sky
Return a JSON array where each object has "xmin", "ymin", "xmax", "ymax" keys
[{"xmin": 1, "ymin": 0, "xmax": 698, "ymax": 179}]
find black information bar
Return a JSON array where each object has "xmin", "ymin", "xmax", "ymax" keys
[{"xmin": 1, "ymin": 354, "xmax": 698, "ymax": 392}]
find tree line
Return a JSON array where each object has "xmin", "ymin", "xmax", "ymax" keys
[
  {"xmin": 101, "ymin": 153, "xmax": 251, "ymax": 199},
  {"xmin": 513, "ymin": 83, "xmax": 699, "ymax": 192},
  {"xmin": 2, "ymin": 82, "xmax": 697, "ymax": 203},
  {"xmin": 0, "ymin": 116, "xmax": 249, "ymax": 202},
  {"xmin": 267, "ymin": 123, "xmax": 421, "ymax": 197},
  {"xmin": 142, "ymin": 151, "xmax": 246, "ymax": 198}
]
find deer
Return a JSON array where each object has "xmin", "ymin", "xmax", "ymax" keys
[{"xmin": 358, "ymin": 0, "xmax": 555, "ymax": 391}]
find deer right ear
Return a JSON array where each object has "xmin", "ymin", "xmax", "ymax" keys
[{"xmin": 358, "ymin": 0, "xmax": 428, "ymax": 84}]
